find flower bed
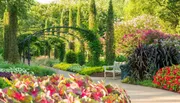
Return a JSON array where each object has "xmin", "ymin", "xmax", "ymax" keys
[
  {"xmin": 153, "ymin": 65, "xmax": 180, "ymax": 93},
  {"xmin": 0, "ymin": 74, "xmax": 131, "ymax": 103}
]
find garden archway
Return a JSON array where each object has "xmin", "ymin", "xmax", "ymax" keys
[{"xmin": 20, "ymin": 26, "xmax": 101, "ymax": 66}]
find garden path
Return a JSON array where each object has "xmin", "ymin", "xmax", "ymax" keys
[{"xmin": 51, "ymin": 68, "xmax": 180, "ymax": 103}]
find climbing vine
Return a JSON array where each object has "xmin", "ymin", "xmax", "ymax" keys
[{"xmin": 20, "ymin": 26, "xmax": 102, "ymax": 66}]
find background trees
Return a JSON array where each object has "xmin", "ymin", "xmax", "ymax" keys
[{"xmin": 0, "ymin": 0, "xmax": 179, "ymax": 65}]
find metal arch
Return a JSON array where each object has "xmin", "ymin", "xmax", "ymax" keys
[
  {"xmin": 40, "ymin": 35, "xmax": 70, "ymax": 43},
  {"xmin": 20, "ymin": 26, "xmax": 92, "ymax": 44},
  {"xmin": 20, "ymin": 26, "xmax": 91, "ymax": 65}
]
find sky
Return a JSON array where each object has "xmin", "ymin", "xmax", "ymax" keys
[{"xmin": 36, "ymin": 0, "xmax": 53, "ymax": 4}]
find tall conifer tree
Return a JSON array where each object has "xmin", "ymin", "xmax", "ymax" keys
[
  {"xmin": 105, "ymin": 0, "xmax": 115, "ymax": 65},
  {"xmin": 88, "ymin": 0, "xmax": 97, "ymax": 31}
]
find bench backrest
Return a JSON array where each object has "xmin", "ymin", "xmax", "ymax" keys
[{"xmin": 113, "ymin": 61, "xmax": 126, "ymax": 71}]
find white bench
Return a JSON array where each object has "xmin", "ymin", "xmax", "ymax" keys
[{"xmin": 103, "ymin": 61, "xmax": 126, "ymax": 79}]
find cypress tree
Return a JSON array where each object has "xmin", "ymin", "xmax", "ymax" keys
[
  {"xmin": 88, "ymin": 0, "xmax": 97, "ymax": 31},
  {"xmin": 3, "ymin": 9, "xmax": 9, "ymax": 61},
  {"xmin": 76, "ymin": 0, "xmax": 85, "ymax": 64},
  {"xmin": 105, "ymin": 0, "xmax": 115, "ymax": 65},
  {"xmin": 60, "ymin": 9, "xmax": 64, "ymax": 35},
  {"xmin": 68, "ymin": 7, "xmax": 75, "ymax": 51},
  {"xmin": 68, "ymin": 7, "xmax": 73, "ymax": 32},
  {"xmin": 76, "ymin": 0, "xmax": 81, "ymax": 27}
]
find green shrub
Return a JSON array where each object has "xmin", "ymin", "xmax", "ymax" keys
[
  {"xmin": 0, "ymin": 63, "xmax": 55, "ymax": 76},
  {"xmin": 77, "ymin": 52, "xmax": 85, "ymax": 65},
  {"xmin": 67, "ymin": 64, "xmax": 84, "ymax": 73},
  {"xmin": 0, "ymin": 77, "xmax": 11, "ymax": 88},
  {"xmin": 0, "ymin": 54, "xmax": 4, "ymax": 63},
  {"xmin": 65, "ymin": 51, "xmax": 77, "ymax": 63},
  {"xmin": 115, "ymin": 15, "xmax": 164, "ymax": 54},
  {"xmin": 53, "ymin": 63, "xmax": 73, "ymax": 71},
  {"xmin": 0, "ymin": 48, "xmax": 3, "ymax": 55},
  {"xmin": 121, "ymin": 77, "xmax": 156, "ymax": 87},
  {"xmin": 79, "ymin": 67, "xmax": 104, "ymax": 75},
  {"xmin": 115, "ymin": 55, "xmax": 127, "ymax": 62},
  {"xmin": 0, "ymin": 67, "xmax": 34, "ymax": 75},
  {"xmin": 136, "ymin": 80, "xmax": 157, "ymax": 88}
]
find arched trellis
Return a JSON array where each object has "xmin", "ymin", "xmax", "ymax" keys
[{"xmin": 20, "ymin": 26, "xmax": 102, "ymax": 66}]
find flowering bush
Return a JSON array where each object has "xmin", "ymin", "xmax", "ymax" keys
[
  {"xmin": 115, "ymin": 14, "xmax": 163, "ymax": 54},
  {"xmin": 0, "ymin": 74, "xmax": 131, "ymax": 103},
  {"xmin": 153, "ymin": 65, "xmax": 180, "ymax": 93},
  {"xmin": 118, "ymin": 30, "xmax": 170, "ymax": 55}
]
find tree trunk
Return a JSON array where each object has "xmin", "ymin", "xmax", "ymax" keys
[
  {"xmin": 3, "ymin": 10, "xmax": 9, "ymax": 61},
  {"xmin": 7, "ymin": 5, "xmax": 20, "ymax": 63}
]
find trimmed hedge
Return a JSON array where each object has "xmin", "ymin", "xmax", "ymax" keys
[
  {"xmin": 53, "ymin": 63, "xmax": 104, "ymax": 75},
  {"xmin": 79, "ymin": 67, "xmax": 104, "ymax": 75},
  {"xmin": 53, "ymin": 63, "xmax": 73, "ymax": 71}
]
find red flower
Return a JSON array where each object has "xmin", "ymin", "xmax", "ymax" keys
[{"xmin": 13, "ymin": 92, "xmax": 25, "ymax": 101}]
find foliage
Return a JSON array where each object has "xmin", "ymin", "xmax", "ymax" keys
[
  {"xmin": 115, "ymin": 55, "xmax": 127, "ymax": 62},
  {"xmin": 128, "ymin": 41, "xmax": 180, "ymax": 80},
  {"xmin": 79, "ymin": 67, "xmax": 104, "ymax": 75},
  {"xmin": 59, "ymin": 42, "xmax": 66, "ymax": 62},
  {"xmin": 67, "ymin": 64, "xmax": 84, "ymax": 73},
  {"xmin": 89, "ymin": 0, "xmax": 97, "ymax": 31},
  {"xmin": 115, "ymin": 14, "xmax": 164, "ymax": 54},
  {"xmin": 105, "ymin": 0, "xmax": 115, "ymax": 65},
  {"xmin": 153, "ymin": 66, "xmax": 180, "ymax": 93},
  {"xmin": 0, "ymin": 72, "xmax": 12, "ymax": 80},
  {"xmin": 0, "ymin": 63, "xmax": 55, "ymax": 76},
  {"xmin": 0, "ymin": 74, "xmax": 131, "ymax": 103},
  {"xmin": 123, "ymin": 0, "xmax": 180, "ymax": 33},
  {"xmin": 118, "ymin": 29, "xmax": 169, "ymax": 55},
  {"xmin": 0, "ymin": 48, "xmax": 3, "ymax": 55},
  {"xmin": 0, "ymin": 77, "xmax": 11, "ymax": 89},
  {"xmin": 0, "ymin": 54, "xmax": 4, "ymax": 63},
  {"xmin": 77, "ymin": 51, "xmax": 85, "ymax": 65},
  {"xmin": 135, "ymin": 80, "xmax": 157, "ymax": 88},
  {"xmin": 121, "ymin": 77, "xmax": 156, "ymax": 88},
  {"xmin": 65, "ymin": 50, "xmax": 77, "ymax": 63},
  {"xmin": 53, "ymin": 63, "xmax": 73, "ymax": 71},
  {"xmin": 0, "ymin": 67, "xmax": 34, "ymax": 75}
]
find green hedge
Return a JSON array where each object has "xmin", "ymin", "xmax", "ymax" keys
[
  {"xmin": 53, "ymin": 63, "xmax": 73, "ymax": 71},
  {"xmin": 79, "ymin": 67, "xmax": 104, "ymax": 75},
  {"xmin": 53, "ymin": 63, "xmax": 103, "ymax": 75}
]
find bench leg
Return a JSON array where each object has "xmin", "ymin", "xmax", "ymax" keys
[{"xmin": 113, "ymin": 72, "xmax": 115, "ymax": 79}]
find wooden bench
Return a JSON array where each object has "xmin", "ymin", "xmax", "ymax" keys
[{"xmin": 103, "ymin": 61, "xmax": 126, "ymax": 79}]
